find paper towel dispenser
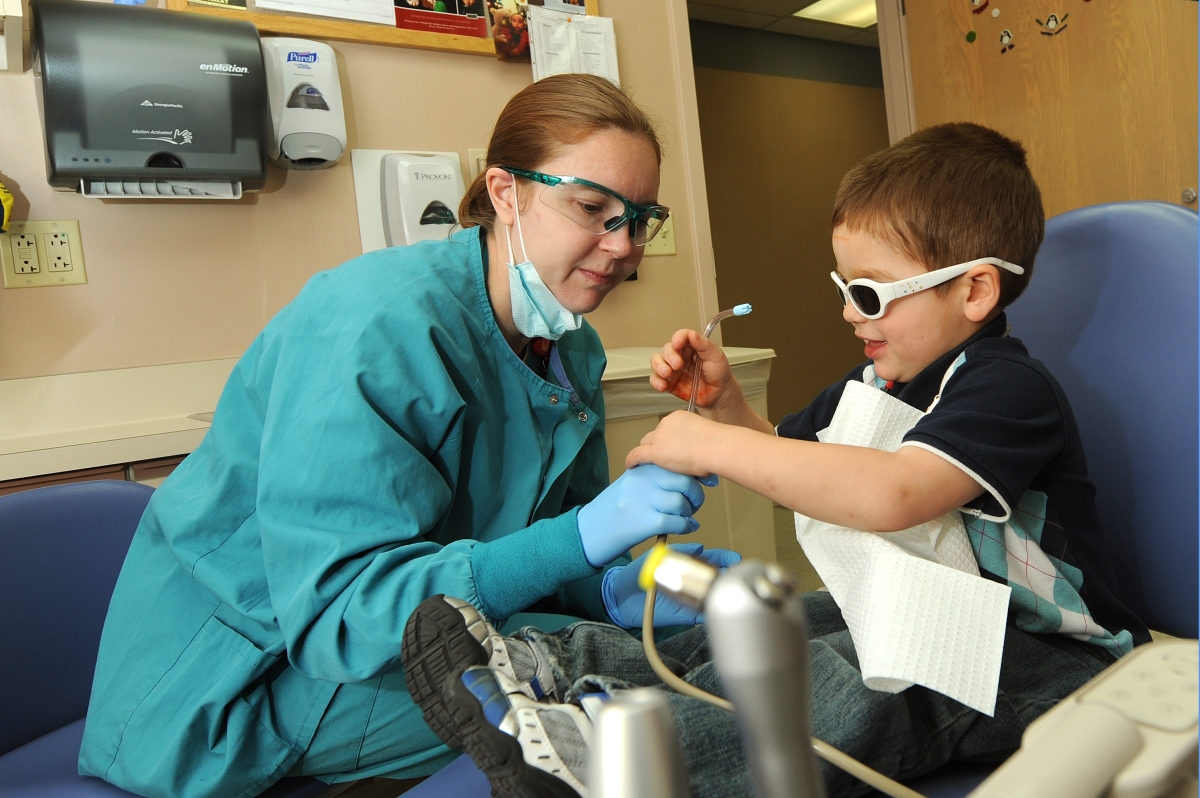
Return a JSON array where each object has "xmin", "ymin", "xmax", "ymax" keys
[{"xmin": 31, "ymin": 0, "xmax": 269, "ymax": 198}]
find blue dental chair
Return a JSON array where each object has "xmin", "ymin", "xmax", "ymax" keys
[
  {"xmin": 872, "ymin": 201, "xmax": 1200, "ymax": 798},
  {"xmin": 0, "ymin": 480, "xmax": 333, "ymax": 798}
]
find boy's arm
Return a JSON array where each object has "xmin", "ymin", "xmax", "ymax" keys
[{"xmin": 626, "ymin": 411, "xmax": 983, "ymax": 532}]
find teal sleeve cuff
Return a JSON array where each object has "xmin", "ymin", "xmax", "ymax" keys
[
  {"xmin": 470, "ymin": 508, "xmax": 601, "ymax": 624},
  {"xmin": 556, "ymin": 554, "xmax": 630, "ymax": 622}
]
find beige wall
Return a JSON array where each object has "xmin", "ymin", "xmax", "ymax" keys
[
  {"xmin": 0, "ymin": 0, "xmax": 718, "ymax": 382},
  {"xmin": 694, "ymin": 66, "xmax": 889, "ymax": 422},
  {"xmin": 907, "ymin": 0, "xmax": 1198, "ymax": 218}
]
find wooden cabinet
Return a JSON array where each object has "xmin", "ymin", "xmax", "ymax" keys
[{"xmin": 905, "ymin": 0, "xmax": 1198, "ymax": 218}]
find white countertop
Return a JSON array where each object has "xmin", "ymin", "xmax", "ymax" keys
[
  {"xmin": 0, "ymin": 347, "xmax": 775, "ymax": 481},
  {"xmin": 601, "ymin": 346, "xmax": 776, "ymax": 382}
]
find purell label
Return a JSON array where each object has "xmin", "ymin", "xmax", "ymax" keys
[{"xmin": 287, "ymin": 52, "xmax": 318, "ymax": 64}]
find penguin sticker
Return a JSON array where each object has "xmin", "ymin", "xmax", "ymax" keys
[
  {"xmin": 1037, "ymin": 13, "xmax": 1068, "ymax": 35},
  {"xmin": 1000, "ymin": 28, "xmax": 1015, "ymax": 53}
]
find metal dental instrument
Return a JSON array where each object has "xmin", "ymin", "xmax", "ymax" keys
[
  {"xmin": 589, "ymin": 689, "xmax": 690, "ymax": 798},
  {"xmin": 642, "ymin": 549, "xmax": 926, "ymax": 798}
]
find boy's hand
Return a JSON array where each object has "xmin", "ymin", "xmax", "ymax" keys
[
  {"xmin": 650, "ymin": 329, "xmax": 737, "ymax": 410},
  {"xmin": 625, "ymin": 410, "xmax": 720, "ymax": 477},
  {"xmin": 650, "ymin": 330, "xmax": 775, "ymax": 434}
]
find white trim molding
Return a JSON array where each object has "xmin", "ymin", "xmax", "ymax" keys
[
  {"xmin": 875, "ymin": 0, "xmax": 916, "ymax": 143},
  {"xmin": 0, "ymin": 0, "xmax": 24, "ymax": 73}
]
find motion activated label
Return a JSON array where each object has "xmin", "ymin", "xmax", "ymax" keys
[
  {"xmin": 133, "ymin": 129, "xmax": 194, "ymax": 146},
  {"xmin": 199, "ymin": 63, "xmax": 248, "ymax": 75}
]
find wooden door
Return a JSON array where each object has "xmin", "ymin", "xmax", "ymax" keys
[{"xmin": 905, "ymin": 0, "xmax": 1197, "ymax": 217}]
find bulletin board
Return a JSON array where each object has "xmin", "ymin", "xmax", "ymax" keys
[{"xmin": 164, "ymin": 0, "xmax": 599, "ymax": 57}]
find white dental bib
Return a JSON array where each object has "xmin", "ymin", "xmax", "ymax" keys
[{"xmin": 794, "ymin": 366, "xmax": 1012, "ymax": 716}]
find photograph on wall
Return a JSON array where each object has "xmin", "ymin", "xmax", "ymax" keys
[
  {"xmin": 395, "ymin": 0, "xmax": 489, "ymax": 36},
  {"xmin": 542, "ymin": 0, "xmax": 585, "ymax": 12},
  {"xmin": 488, "ymin": 0, "xmax": 534, "ymax": 61}
]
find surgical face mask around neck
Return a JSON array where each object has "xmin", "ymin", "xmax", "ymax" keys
[{"xmin": 505, "ymin": 200, "xmax": 583, "ymax": 341}]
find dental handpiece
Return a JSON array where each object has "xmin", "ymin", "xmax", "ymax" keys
[
  {"xmin": 652, "ymin": 555, "xmax": 827, "ymax": 798},
  {"xmin": 646, "ymin": 551, "xmax": 924, "ymax": 798}
]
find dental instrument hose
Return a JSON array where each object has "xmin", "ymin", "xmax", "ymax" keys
[{"xmin": 640, "ymin": 305, "xmax": 925, "ymax": 798}]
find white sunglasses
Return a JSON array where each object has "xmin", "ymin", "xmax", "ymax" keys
[{"xmin": 831, "ymin": 257, "xmax": 1025, "ymax": 320}]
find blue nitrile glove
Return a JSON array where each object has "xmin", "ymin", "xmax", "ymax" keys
[
  {"xmin": 601, "ymin": 543, "xmax": 742, "ymax": 628},
  {"xmin": 577, "ymin": 464, "xmax": 707, "ymax": 568}
]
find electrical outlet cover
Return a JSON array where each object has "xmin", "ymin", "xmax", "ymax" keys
[
  {"xmin": 2, "ymin": 220, "xmax": 87, "ymax": 288},
  {"xmin": 44, "ymin": 231, "xmax": 74, "ymax": 271},
  {"xmin": 642, "ymin": 215, "xmax": 677, "ymax": 257},
  {"xmin": 10, "ymin": 233, "xmax": 39, "ymax": 274},
  {"xmin": 468, "ymin": 148, "xmax": 488, "ymax": 181}
]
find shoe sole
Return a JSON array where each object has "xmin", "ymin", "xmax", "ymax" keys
[
  {"xmin": 401, "ymin": 594, "xmax": 488, "ymax": 748},
  {"xmin": 441, "ymin": 664, "xmax": 582, "ymax": 798}
]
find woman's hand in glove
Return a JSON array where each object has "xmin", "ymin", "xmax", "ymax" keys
[
  {"xmin": 577, "ymin": 464, "xmax": 708, "ymax": 568},
  {"xmin": 601, "ymin": 543, "xmax": 742, "ymax": 628}
]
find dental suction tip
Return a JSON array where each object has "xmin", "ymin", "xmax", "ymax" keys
[{"xmin": 733, "ymin": 303, "xmax": 752, "ymax": 316}]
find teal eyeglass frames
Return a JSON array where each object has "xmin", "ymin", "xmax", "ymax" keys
[{"xmin": 503, "ymin": 167, "xmax": 670, "ymax": 246}]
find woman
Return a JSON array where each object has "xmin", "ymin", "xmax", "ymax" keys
[{"xmin": 79, "ymin": 75, "xmax": 727, "ymax": 797}]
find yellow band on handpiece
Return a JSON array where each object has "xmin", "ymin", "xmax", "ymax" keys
[{"xmin": 638, "ymin": 541, "xmax": 670, "ymax": 592}]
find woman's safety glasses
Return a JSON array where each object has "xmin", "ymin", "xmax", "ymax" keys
[
  {"xmin": 831, "ymin": 257, "xmax": 1025, "ymax": 320},
  {"xmin": 504, "ymin": 167, "xmax": 670, "ymax": 246}
]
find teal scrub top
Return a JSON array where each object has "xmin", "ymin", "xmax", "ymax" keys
[{"xmin": 79, "ymin": 229, "xmax": 618, "ymax": 797}]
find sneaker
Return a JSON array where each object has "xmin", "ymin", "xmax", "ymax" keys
[
  {"xmin": 442, "ymin": 665, "xmax": 593, "ymax": 798},
  {"xmin": 402, "ymin": 595, "xmax": 557, "ymax": 747}
]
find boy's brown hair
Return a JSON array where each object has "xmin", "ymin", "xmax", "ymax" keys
[{"xmin": 832, "ymin": 122, "xmax": 1044, "ymax": 308}]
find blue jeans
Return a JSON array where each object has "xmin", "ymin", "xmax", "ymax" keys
[{"xmin": 512, "ymin": 591, "xmax": 1113, "ymax": 798}]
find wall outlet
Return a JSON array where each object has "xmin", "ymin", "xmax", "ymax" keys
[
  {"xmin": 642, "ymin": 215, "xmax": 677, "ymax": 257},
  {"xmin": 10, "ymin": 233, "xmax": 40, "ymax": 273},
  {"xmin": 468, "ymin": 148, "xmax": 488, "ymax": 181},
  {"xmin": 2, "ymin": 220, "xmax": 87, "ymax": 288},
  {"xmin": 44, "ymin": 232, "xmax": 73, "ymax": 271}
]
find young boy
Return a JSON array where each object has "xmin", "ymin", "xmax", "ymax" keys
[{"xmin": 401, "ymin": 123, "xmax": 1150, "ymax": 798}]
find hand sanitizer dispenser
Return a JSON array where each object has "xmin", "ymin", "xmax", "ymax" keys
[
  {"xmin": 262, "ymin": 37, "xmax": 345, "ymax": 170},
  {"xmin": 381, "ymin": 153, "xmax": 465, "ymax": 247}
]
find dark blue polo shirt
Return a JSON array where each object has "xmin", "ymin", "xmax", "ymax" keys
[{"xmin": 777, "ymin": 314, "xmax": 1150, "ymax": 657}]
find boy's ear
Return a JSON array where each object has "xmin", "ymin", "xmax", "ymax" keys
[
  {"xmin": 962, "ymin": 264, "xmax": 1003, "ymax": 323},
  {"xmin": 486, "ymin": 167, "xmax": 518, "ymax": 228}
]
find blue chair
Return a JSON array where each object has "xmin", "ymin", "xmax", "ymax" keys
[
  {"xmin": 1006, "ymin": 200, "xmax": 1199, "ymax": 639},
  {"xmin": 871, "ymin": 200, "xmax": 1200, "ymax": 798},
  {"xmin": 0, "ymin": 480, "xmax": 333, "ymax": 798}
]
